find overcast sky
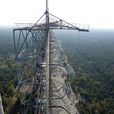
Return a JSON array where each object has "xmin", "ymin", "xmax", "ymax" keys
[{"xmin": 0, "ymin": 0, "xmax": 114, "ymax": 28}]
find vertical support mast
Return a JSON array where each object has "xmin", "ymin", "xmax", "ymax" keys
[
  {"xmin": 46, "ymin": 0, "xmax": 49, "ymax": 114},
  {"xmin": 46, "ymin": 0, "xmax": 49, "ymax": 31},
  {"xmin": 46, "ymin": 0, "xmax": 48, "ymax": 12}
]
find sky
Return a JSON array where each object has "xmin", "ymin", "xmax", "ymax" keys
[{"xmin": 0, "ymin": 0, "xmax": 114, "ymax": 28}]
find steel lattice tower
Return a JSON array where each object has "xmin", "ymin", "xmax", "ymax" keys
[{"xmin": 13, "ymin": 0, "xmax": 89, "ymax": 114}]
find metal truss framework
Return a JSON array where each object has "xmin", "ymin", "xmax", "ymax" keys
[{"xmin": 13, "ymin": 0, "xmax": 89, "ymax": 113}]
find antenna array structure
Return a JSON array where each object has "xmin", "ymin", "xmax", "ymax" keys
[{"xmin": 13, "ymin": 0, "xmax": 89, "ymax": 113}]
